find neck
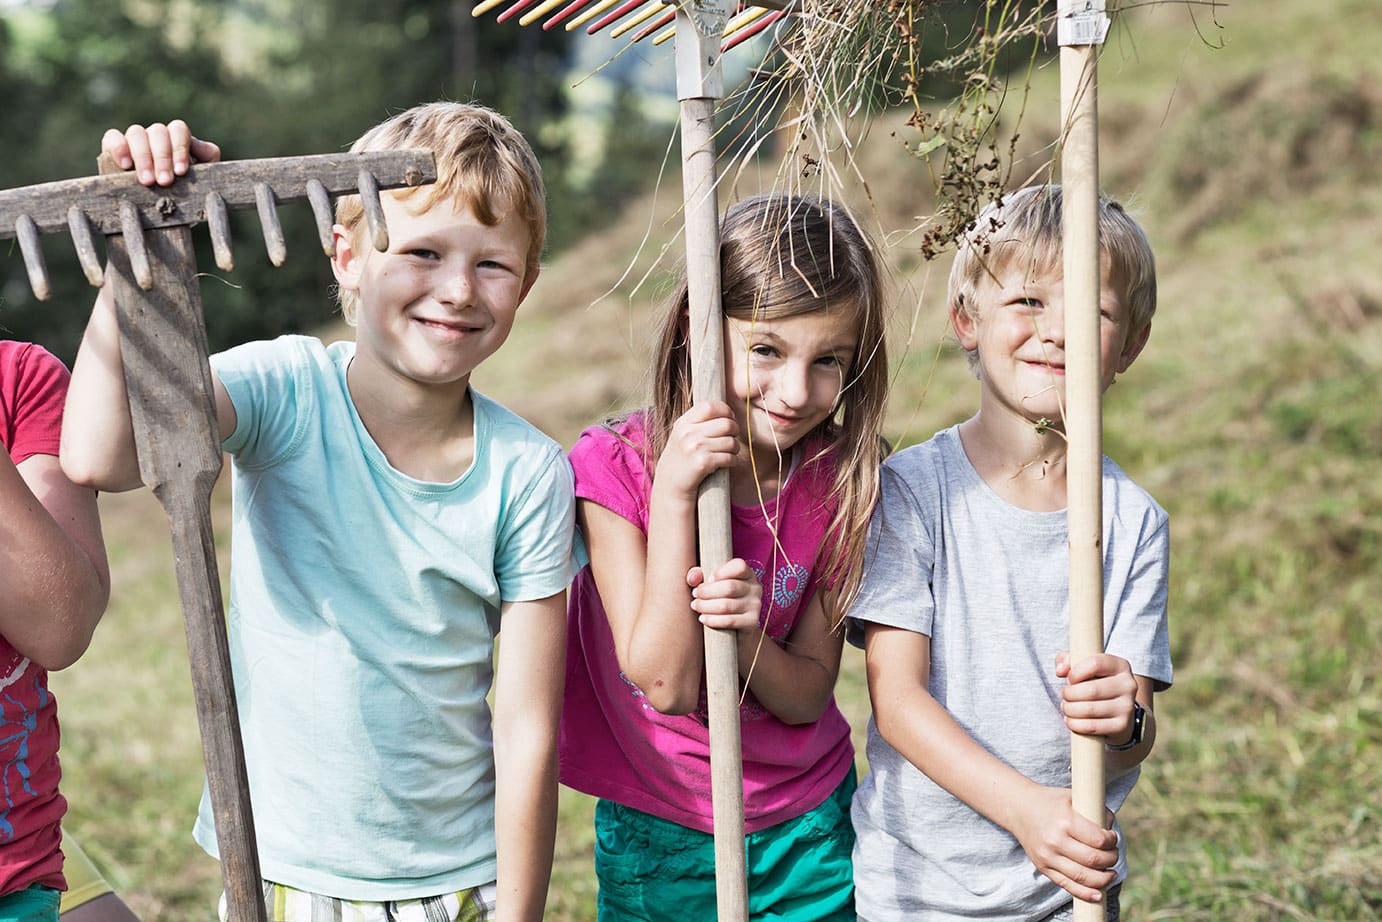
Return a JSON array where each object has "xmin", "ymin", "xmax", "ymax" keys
[
  {"xmin": 730, "ymin": 444, "xmax": 793, "ymax": 506},
  {"xmin": 346, "ymin": 354, "xmax": 475, "ymax": 482},
  {"xmin": 958, "ymin": 409, "xmax": 1069, "ymax": 512}
]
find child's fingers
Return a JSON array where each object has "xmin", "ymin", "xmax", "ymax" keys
[
  {"xmin": 1045, "ymin": 821, "xmax": 1119, "ymax": 901},
  {"xmin": 122, "ymin": 123, "xmax": 180, "ymax": 186},
  {"xmin": 1042, "ymin": 861, "xmax": 1113, "ymax": 905},
  {"xmin": 101, "ymin": 129, "xmax": 134, "ymax": 171},
  {"xmin": 190, "ymin": 136, "xmax": 223, "ymax": 166},
  {"xmin": 685, "ymin": 566, "xmax": 706, "ymax": 589},
  {"xmin": 1065, "ymin": 652, "xmax": 1133, "ymax": 684},
  {"xmin": 1062, "ymin": 674, "xmax": 1136, "ymax": 708},
  {"xmin": 712, "ymin": 557, "xmax": 757, "ymax": 582},
  {"xmin": 696, "ymin": 611, "xmax": 760, "ymax": 632}
]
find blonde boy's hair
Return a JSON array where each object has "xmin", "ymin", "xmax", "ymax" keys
[
  {"xmin": 335, "ymin": 101, "xmax": 547, "ymax": 324},
  {"xmin": 948, "ymin": 184, "xmax": 1157, "ymax": 369}
]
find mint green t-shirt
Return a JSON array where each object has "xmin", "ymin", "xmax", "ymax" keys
[{"xmin": 193, "ymin": 336, "xmax": 576, "ymax": 900}]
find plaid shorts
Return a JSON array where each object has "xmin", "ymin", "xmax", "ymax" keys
[{"xmin": 218, "ymin": 880, "xmax": 497, "ymax": 922}]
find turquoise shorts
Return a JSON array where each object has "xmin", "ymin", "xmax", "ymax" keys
[
  {"xmin": 594, "ymin": 770, "xmax": 857, "ymax": 922},
  {"xmin": 0, "ymin": 885, "xmax": 59, "ymax": 922}
]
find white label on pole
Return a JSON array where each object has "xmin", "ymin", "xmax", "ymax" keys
[{"xmin": 1057, "ymin": 0, "xmax": 1110, "ymax": 46}]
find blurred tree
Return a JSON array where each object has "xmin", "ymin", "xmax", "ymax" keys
[{"xmin": 0, "ymin": 0, "xmax": 575, "ymax": 362}]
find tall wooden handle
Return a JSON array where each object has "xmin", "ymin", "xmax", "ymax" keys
[
  {"xmin": 680, "ymin": 92, "xmax": 750, "ymax": 922},
  {"xmin": 1060, "ymin": 40, "xmax": 1108, "ymax": 922},
  {"xmin": 103, "ymin": 208, "xmax": 268, "ymax": 922}
]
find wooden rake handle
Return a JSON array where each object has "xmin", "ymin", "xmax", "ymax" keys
[{"xmin": 100, "ymin": 201, "xmax": 267, "ymax": 920}]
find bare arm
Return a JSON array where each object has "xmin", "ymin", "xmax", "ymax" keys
[
  {"xmin": 62, "ymin": 122, "xmax": 234, "ymax": 492},
  {"xmin": 863, "ymin": 622, "xmax": 1119, "ymax": 904},
  {"xmin": 694, "ymin": 572, "xmax": 844, "ymax": 726},
  {"xmin": 61, "ymin": 287, "xmax": 237, "ymax": 492},
  {"xmin": 583, "ymin": 402, "xmax": 741, "ymax": 715},
  {"xmin": 0, "ymin": 449, "xmax": 110, "ymax": 670},
  {"xmin": 492, "ymin": 591, "xmax": 566, "ymax": 922}
]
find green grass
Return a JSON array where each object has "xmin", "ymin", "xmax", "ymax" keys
[{"xmin": 47, "ymin": 1, "xmax": 1382, "ymax": 919}]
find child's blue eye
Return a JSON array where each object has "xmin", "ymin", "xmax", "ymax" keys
[
  {"xmin": 407, "ymin": 248, "xmax": 440, "ymax": 260},
  {"xmin": 750, "ymin": 345, "xmax": 778, "ymax": 358}
]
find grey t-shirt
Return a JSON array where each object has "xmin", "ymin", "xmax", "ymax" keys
[{"xmin": 848, "ymin": 425, "xmax": 1172, "ymax": 921}]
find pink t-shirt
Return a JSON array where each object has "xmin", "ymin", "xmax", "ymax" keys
[
  {"xmin": 0, "ymin": 341, "xmax": 70, "ymax": 895},
  {"xmin": 559, "ymin": 413, "xmax": 854, "ymax": 834}
]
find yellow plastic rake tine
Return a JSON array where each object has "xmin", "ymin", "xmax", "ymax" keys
[
  {"xmin": 609, "ymin": 1, "xmax": 666, "ymax": 39},
  {"xmin": 519, "ymin": 0, "xmax": 569, "ymax": 24},
  {"xmin": 472, "ymin": 0, "xmax": 508, "ymax": 15},
  {"xmin": 566, "ymin": 0, "xmax": 620, "ymax": 30},
  {"xmin": 651, "ymin": 3, "xmax": 767, "ymax": 46}
]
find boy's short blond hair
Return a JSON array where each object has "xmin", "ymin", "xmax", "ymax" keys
[
  {"xmin": 335, "ymin": 101, "xmax": 547, "ymax": 324},
  {"xmin": 948, "ymin": 185, "xmax": 1157, "ymax": 367}
]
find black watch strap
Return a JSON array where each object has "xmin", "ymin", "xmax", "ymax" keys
[{"xmin": 1106, "ymin": 701, "xmax": 1146, "ymax": 751}]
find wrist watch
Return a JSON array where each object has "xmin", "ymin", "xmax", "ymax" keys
[{"xmin": 1106, "ymin": 701, "xmax": 1146, "ymax": 751}]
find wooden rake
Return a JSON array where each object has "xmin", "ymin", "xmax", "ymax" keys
[
  {"xmin": 0, "ymin": 149, "xmax": 436, "ymax": 922},
  {"xmin": 471, "ymin": 2, "xmax": 792, "ymax": 919},
  {"xmin": 1057, "ymin": 1, "xmax": 1113, "ymax": 918}
]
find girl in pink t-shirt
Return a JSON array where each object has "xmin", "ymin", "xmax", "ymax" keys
[
  {"xmin": 560, "ymin": 193, "xmax": 889, "ymax": 920},
  {"xmin": 0, "ymin": 341, "xmax": 110, "ymax": 920}
]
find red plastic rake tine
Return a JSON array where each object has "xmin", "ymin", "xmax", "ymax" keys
[
  {"xmin": 542, "ymin": 0, "xmax": 592, "ymax": 28},
  {"xmin": 723, "ymin": 8, "xmax": 783, "ymax": 52},
  {"xmin": 587, "ymin": 0, "xmax": 646, "ymax": 34},
  {"xmin": 496, "ymin": 0, "xmax": 541, "ymax": 23}
]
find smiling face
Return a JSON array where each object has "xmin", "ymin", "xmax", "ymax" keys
[
  {"xmin": 723, "ymin": 306, "xmax": 860, "ymax": 469},
  {"xmin": 332, "ymin": 190, "xmax": 536, "ymax": 394},
  {"xmin": 951, "ymin": 255, "xmax": 1150, "ymax": 427}
]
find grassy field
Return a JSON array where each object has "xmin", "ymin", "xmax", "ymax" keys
[{"xmin": 48, "ymin": 1, "xmax": 1380, "ymax": 919}]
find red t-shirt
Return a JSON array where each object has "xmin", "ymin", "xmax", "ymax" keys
[{"xmin": 0, "ymin": 340, "xmax": 70, "ymax": 895}]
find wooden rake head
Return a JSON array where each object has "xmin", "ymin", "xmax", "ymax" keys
[
  {"xmin": 0, "ymin": 150, "xmax": 437, "ymax": 301},
  {"xmin": 471, "ymin": 0, "xmax": 792, "ymax": 52}
]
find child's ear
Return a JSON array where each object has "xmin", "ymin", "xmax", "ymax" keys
[
  {"xmin": 950, "ymin": 301, "xmax": 979, "ymax": 352},
  {"xmin": 516, "ymin": 265, "xmax": 541, "ymax": 306},
  {"xmin": 1116, "ymin": 321, "xmax": 1152, "ymax": 373},
  {"xmin": 331, "ymin": 224, "xmax": 363, "ymax": 291}
]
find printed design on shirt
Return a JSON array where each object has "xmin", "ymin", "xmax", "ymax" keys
[
  {"xmin": 618, "ymin": 671, "xmax": 652, "ymax": 712},
  {"xmin": 744, "ymin": 559, "xmax": 810, "ymax": 643},
  {"xmin": 0, "ymin": 654, "xmax": 42, "ymax": 843}
]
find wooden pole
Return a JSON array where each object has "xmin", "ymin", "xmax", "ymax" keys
[
  {"xmin": 1058, "ymin": 3, "xmax": 1110, "ymax": 920},
  {"xmin": 675, "ymin": 3, "xmax": 749, "ymax": 919}
]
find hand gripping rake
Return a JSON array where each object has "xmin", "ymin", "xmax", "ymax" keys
[
  {"xmin": 471, "ymin": 2, "xmax": 792, "ymax": 918},
  {"xmin": 0, "ymin": 149, "xmax": 436, "ymax": 922}
]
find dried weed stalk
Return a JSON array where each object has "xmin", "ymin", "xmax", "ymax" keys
[{"xmin": 723, "ymin": 1, "xmax": 1047, "ymax": 261}]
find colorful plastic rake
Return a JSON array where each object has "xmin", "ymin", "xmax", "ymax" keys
[
  {"xmin": 472, "ymin": 0, "xmax": 788, "ymax": 48},
  {"xmin": 470, "ymin": 2, "xmax": 792, "ymax": 920}
]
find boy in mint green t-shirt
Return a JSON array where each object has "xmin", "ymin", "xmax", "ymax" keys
[{"xmin": 62, "ymin": 106, "xmax": 574, "ymax": 922}]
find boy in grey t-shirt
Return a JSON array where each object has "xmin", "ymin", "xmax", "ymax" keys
[{"xmin": 848, "ymin": 185, "xmax": 1173, "ymax": 922}]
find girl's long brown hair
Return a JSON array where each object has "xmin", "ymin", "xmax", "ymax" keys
[{"xmin": 644, "ymin": 192, "xmax": 889, "ymax": 626}]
